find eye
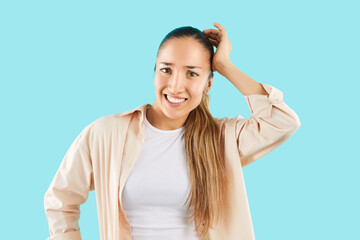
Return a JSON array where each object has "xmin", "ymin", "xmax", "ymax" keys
[
  {"xmin": 160, "ymin": 68, "xmax": 171, "ymax": 73},
  {"xmin": 188, "ymin": 71, "xmax": 199, "ymax": 77}
]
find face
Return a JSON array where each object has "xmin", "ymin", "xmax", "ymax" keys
[{"xmin": 151, "ymin": 37, "xmax": 213, "ymax": 129}]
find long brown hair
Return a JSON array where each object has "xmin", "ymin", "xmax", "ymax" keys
[{"xmin": 154, "ymin": 26, "xmax": 229, "ymax": 239}]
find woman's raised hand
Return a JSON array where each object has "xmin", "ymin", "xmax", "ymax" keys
[{"xmin": 203, "ymin": 22, "xmax": 232, "ymax": 75}]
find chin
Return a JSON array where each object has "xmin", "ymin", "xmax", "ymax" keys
[{"xmin": 162, "ymin": 108, "xmax": 184, "ymax": 119}]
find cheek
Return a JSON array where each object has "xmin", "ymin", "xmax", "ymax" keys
[
  {"xmin": 153, "ymin": 78, "xmax": 162, "ymax": 90},
  {"xmin": 154, "ymin": 79, "xmax": 167, "ymax": 99},
  {"xmin": 187, "ymin": 90, "xmax": 203, "ymax": 102},
  {"xmin": 189, "ymin": 83, "xmax": 204, "ymax": 96}
]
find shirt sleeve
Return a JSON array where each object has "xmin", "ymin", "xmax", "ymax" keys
[
  {"xmin": 234, "ymin": 82, "xmax": 301, "ymax": 167},
  {"xmin": 44, "ymin": 122, "xmax": 95, "ymax": 240}
]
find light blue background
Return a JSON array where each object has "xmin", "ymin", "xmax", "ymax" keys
[{"xmin": 1, "ymin": 0, "xmax": 359, "ymax": 239}]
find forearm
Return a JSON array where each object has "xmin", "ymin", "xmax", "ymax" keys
[{"xmin": 218, "ymin": 60, "xmax": 268, "ymax": 96}]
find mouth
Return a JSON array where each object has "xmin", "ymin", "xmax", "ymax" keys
[{"xmin": 164, "ymin": 94, "xmax": 188, "ymax": 107}]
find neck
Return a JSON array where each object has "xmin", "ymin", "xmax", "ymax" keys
[{"xmin": 146, "ymin": 105, "xmax": 187, "ymax": 130}]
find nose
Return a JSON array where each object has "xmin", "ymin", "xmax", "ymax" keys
[{"xmin": 168, "ymin": 71, "xmax": 184, "ymax": 94}]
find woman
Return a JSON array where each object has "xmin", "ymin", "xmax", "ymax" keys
[{"xmin": 44, "ymin": 22, "xmax": 301, "ymax": 240}]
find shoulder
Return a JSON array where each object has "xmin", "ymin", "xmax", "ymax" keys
[
  {"xmin": 87, "ymin": 105, "xmax": 145, "ymax": 136},
  {"xmin": 91, "ymin": 113, "xmax": 125, "ymax": 129}
]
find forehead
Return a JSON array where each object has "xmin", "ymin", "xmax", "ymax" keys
[{"xmin": 158, "ymin": 38, "xmax": 208, "ymax": 66}]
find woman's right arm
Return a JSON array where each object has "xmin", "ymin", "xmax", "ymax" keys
[{"xmin": 44, "ymin": 123, "xmax": 95, "ymax": 240}]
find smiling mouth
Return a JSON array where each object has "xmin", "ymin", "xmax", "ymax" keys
[
  {"xmin": 164, "ymin": 94, "xmax": 188, "ymax": 105},
  {"xmin": 164, "ymin": 94, "xmax": 188, "ymax": 101}
]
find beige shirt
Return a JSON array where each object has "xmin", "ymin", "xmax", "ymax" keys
[{"xmin": 44, "ymin": 82, "xmax": 301, "ymax": 240}]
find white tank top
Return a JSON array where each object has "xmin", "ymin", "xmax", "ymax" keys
[{"xmin": 121, "ymin": 107, "xmax": 200, "ymax": 240}]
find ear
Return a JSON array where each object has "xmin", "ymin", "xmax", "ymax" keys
[{"xmin": 203, "ymin": 77, "xmax": 213, "ymax": 94}]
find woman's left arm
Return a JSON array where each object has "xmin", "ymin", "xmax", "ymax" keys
[{"xmin": 204, "ymin": 23, "xmax": 301, "ymax": 167}]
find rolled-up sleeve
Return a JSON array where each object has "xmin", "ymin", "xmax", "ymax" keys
[
  {"xmin": 234, "ymin": 82, "xmax": 301, "ymax": 167},
  {"xmin": 44, "ymin": 123, "xmax": 95, "ymax": 240}
]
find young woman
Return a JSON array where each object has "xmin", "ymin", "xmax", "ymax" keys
[{"xmin": 44, "ymin": 22, "xmax": 301, "ymax": 240}]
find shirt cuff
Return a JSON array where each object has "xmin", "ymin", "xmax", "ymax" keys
[
  {"xmin": 46, "ymin": 231, "xmax": 81, "ymax": 240},
  {"xmin": 243, "ymin": 82, "xmax": 284, "ymax": 118}
]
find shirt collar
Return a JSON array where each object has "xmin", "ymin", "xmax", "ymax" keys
[{"xmin": 116, "ymin": 103, "xmax": 152, "ymax": 130}]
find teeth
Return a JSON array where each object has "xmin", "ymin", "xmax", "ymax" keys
[{"xmin": 167, "ymin": 95, "xmax": 186, "ymax": 103}]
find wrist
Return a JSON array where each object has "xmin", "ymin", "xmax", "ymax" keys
[{"xmin": 216, "ymin": 60, "xmax": 233, "ymax": 77}]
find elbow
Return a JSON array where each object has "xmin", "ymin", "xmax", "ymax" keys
[
  {"xmin": 284, "ymin": 115, "xmax": 301, "ymax": 138},
  {"xmin": 44, "ymin": 189, "xmax": 49, "ymax": 209},
  {"xmin": 276, "ymin": 112, "xmax": 301, "ymax": 139},
  {"xmin": 292, "ymin": 113, "xmax": 301, "ymax": 131},
  {"xmin": 283, "ymin": 108, "xmax": 301, "ymax": 133},
  {"xmin": 44, "ymin": 189, "xmax": 53, "ymax": 213}
]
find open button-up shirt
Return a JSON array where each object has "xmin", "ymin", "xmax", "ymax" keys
[{"xmin": 44, "ymin": 82, "xmax": 301, "ymax": 240}]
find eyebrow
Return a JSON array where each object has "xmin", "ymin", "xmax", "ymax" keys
[{"xmin": 159, "ymin": 62, "xmax": 202, "ymax": 69}]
